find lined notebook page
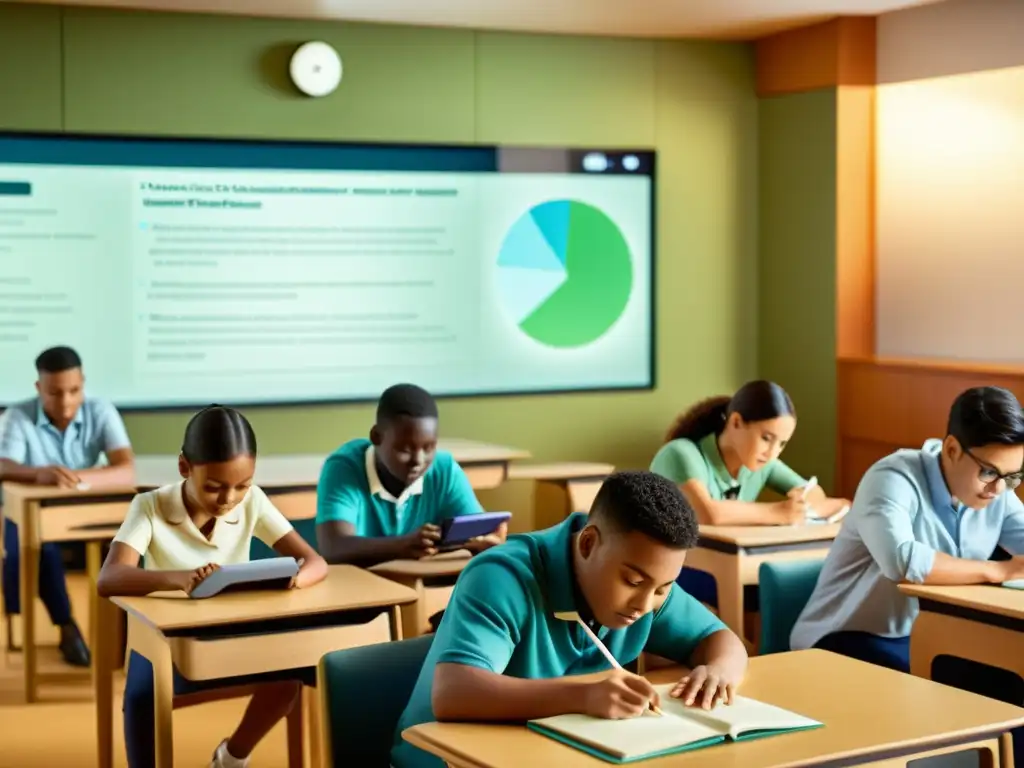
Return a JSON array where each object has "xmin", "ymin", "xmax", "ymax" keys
[
  {"xmin": 656, "ymin": 690, "xmax": 821, "ymax": 739},
  {"xmin": 529, "ymin": 710, "xmax": 721, "ymax": 760}
]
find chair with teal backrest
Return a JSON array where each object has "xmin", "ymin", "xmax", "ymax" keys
[
  {"xmin": 758, "ymin": 559, "xmax": 825, "ymax": 655},
  {"xmin": 250, "ymin": 518, "xmax": 318, "ymax": 560},
  {"xmin": 318, "ymin": 634, "xmax": 434, "ymax": 767}
]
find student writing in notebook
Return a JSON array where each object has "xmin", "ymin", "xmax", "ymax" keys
[
  {"xmin": 315, "ymin": 383, "xmax": 505, "ymax": 567},
  {"xmin": 792, "ymin": 386, "xmax": 1024, "ymax": 765},
  {"xmin": 649, "ymin": 380, "xmax": 847, "ymax": 611},
  {"xmin": 0, "ymin": 345, "xmax": 136, "ymax": 667},
  {"xmin": 97, "ymin": 406, "xmax": 327, "ymax": 768},
  {"xmin": 391, "ymin": 471, "xmax": 748, "ymax": 768}
]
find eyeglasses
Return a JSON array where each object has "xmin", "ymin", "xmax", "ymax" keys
[{"xmin": 963, "ymin": 448, "xmax": 1024, "ymax": 491}]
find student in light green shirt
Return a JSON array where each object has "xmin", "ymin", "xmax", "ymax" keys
[{"xmin": 650, "ymin": 380, "xmax": 847, "ymax": 607}]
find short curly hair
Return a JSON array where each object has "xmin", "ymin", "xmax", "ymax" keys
[
  {"xmin": 590, "ymin": 470, "xmax": 699, "ymax": 549},
  {"xmin": 376, "ymin": 383, "xmax": 438, "ymax": 424}
]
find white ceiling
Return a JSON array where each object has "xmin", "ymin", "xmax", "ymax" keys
[{"xmin": 17, "ymin": 0, "xmax": 944, "ymax": 39}]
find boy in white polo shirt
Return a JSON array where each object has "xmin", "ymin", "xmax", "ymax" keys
[{"xmin": 97, "ymin": 405, "xmax": 327, "ymax": 768}]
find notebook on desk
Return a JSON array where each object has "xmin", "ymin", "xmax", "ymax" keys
[
  {"xmin": 528, "ymin": 685, "xmax": 822, "ymax": 764},
  {"xmin": 1002, "ymin": 579, "xmax": 1024, "ymax": 590}
]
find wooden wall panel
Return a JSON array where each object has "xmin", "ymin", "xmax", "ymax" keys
[
  {"xmin": 836, "ymin": 357, "xmax": 1024, "ymax": 496},
  {"xmin": 756, "ymin": 17, "xmax": 876, "ymax": 96}
]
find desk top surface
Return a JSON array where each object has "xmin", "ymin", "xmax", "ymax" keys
[
  {"xmin": 506, "ymin": 463, "xmax": 615, "ymax": 481},
  {"xmin": 698, "ymin": 522, "xmax": 842, "ymax": 547},
  {"xmin": 1, "ymin": 438, "xmax": 529, "ymax": 502},
  {"xmin": 111, "ymin": 565, "xmax": 417, "ymax": 631},
  {"xmin": 899, "ymin": 583, "xmax": 1024, "ymax": 621},
  {"xmin": 403, "ymin": 650, "xmax": 1024, "ymax": 768},
  {"xmin": 371, "ymin": 551, "xmax": 472, "ymax": 578}
]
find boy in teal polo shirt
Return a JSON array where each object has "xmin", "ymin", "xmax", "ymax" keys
[
  {"xmin": 391, "ymin": 471, "xmax": 748, "ymax": 768},
  {"xmin": 316, "ymin": 383, "xmax": 503, "ymax": 567}
]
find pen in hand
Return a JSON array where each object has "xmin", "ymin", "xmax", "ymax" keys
[{"xmin": 556, "ymin": 611, "xmax": 663, "ymax": 716}]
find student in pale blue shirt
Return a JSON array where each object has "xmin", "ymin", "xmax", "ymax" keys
[
  {"xmin": 792, "ymin": 386, "xmax": 1024, "ymax": 765},
  {"xmin": 0, "ymin": 346, "xmax": 135, "ymax": 667},
  {"xmin": 316, "ymin": 383, "xmax": 504, "ymax": 569}
]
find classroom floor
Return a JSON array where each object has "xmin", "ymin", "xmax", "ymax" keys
[
  {"xmin": 0, "ymin": 574, "xmax": 294, "ymax": 768},
  {"xmin": 0, "ymin": 575, "xmax": 982, "ymax": 768}
]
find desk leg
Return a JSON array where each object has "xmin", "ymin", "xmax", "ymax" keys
[
  {"xmin": 19, "ymin": 505, "xmax": 40, "ymax": 703},
  {"xmin": 86, "ymin": 541, "xmax": 102, "ymax": 663},
  {"xmin": 94, "ymin": 595, "xmax": 117, "ymax": 768},
  {"xmin": 305, "ymin": 685, "xmax": 323, "ymax": 768},
  {"xmin": 1001, "ymin": 732, "xmax": 1015, "ymax": 768},
  {"xmin": 400, "ymin": 580, "xmax": 427, "ymax": 640},
  {"xmin": 389, "ymin": 605, "xmax": 403, "ymax": 642},
  {"xmin": 129, "ymin": 617, "xmax": 175, "ymax": 768}
]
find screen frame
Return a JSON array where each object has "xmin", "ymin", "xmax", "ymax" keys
[{"xmin": 0, "ymin": 130, "xmax": 657, "ymax": 413}]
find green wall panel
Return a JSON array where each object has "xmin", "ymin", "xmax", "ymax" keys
[
  {"xmin": 475, "ymin": 33, "xmax": 656, "ymax": 146},
  {"xmin": 0, "ymin": 4, "xmax": 62, "ymax": 130},
  {"xmin": 62, "ymin": 9, "xmax": 476, "ymax": 142},
  {"xmin": 758, "ymin": 89, "xmax": 838, "ymax": 491}
]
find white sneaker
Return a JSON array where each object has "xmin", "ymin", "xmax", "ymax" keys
[{"xmin": 210, "ymin": 740, "xmax": 250, "ymax": 768}]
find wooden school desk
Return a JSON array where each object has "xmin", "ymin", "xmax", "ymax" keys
[
  {"xmin": 94, "ymin": 564, "xmax": 416, "ymax": 768},
  {"xmin": 403, "ymin": 649, "xmax": 1024, "ymax": 767},
  {"xmin": 507, "ymin": 462, "xmax": 614, "ymax": 529},
  {"xmin": 0, "ymin": 438, "xmax": 527, "ymax": 702},
  {"xmin": 685, "ymin": 523, "xmax": 840, "ymax": 647},
  {"xmin": 370, "ymin": 551, "xmax": 471, "ymax": 638},
  {"xmin": 899, "ymin": 583, "xmax": 1024, "ymax": 682}
]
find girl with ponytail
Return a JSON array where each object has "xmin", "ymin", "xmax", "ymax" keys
[{"xmin": 651, "ymin": 380, "xmax": 847, "ymax": 610}]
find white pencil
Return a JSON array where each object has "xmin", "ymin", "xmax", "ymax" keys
[
  {"xmin": 800, "ymin": 476, "xmax": 818, "ymax": 501},
  {"xmin": 554, "ymin": 611, "xmax": 662, "ymax": 716}
]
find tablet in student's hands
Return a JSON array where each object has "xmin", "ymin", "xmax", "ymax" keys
[
  {"xmin": 189, "ymin": 557, "xmax": 299, "ymax": 599},
  {"xmin": 438, "ymin": 511, "xmax": 511, "ymax": 549}
]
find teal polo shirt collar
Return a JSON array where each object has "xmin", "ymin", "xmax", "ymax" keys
[
  {"xmin": 547, "ymin": 512, "xmax": 608, "ymax": 637},
  {"xmin": 35, "ymin": 400, "xmax": 83, "ymax": 434},
  {"xmin": 698, "ymin": 432, "xmax": 745, "ymax": 494}
]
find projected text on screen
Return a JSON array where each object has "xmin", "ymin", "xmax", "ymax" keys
[{"xmin": 0, "ymin": 136, "xmax": 654, "ymax": 409}]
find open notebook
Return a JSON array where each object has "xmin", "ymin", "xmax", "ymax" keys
[{"xmin": 528, "ymin": 684, "xmax": 822, "ymax": 764}]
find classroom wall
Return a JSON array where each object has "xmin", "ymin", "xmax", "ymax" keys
[
  {"xmin": 836, "ymin": 0, "xmax": 1024, "ymax": 496},
  {"xmin": 0, "ymin": 5, "xmax": 759, "ymax": 490},
  {"xmin": 758, "ymin": 89, "xmax": 838, "ymax": 492},
  {"xmin": 875, "ymin": 0, "xmax": 1024, "ymax": 363}
]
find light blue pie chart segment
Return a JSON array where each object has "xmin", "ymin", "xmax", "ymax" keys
[
  {"xmin": 496, "ymin": 210, "xmax": 565, "ymax": 271},
  {"xmin": 496, "ymin": 266, "xmax": 567, "ymax": 325},
  {"xmin": 496, "ymin": 209, "xmax": 568, "ymax": 324}
]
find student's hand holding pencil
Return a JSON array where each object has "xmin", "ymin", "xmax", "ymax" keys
[{"xmin": 582, "ymin": 669, "xmax": 662, "ymax": 720}]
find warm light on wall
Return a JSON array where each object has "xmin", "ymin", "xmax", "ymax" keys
[{"xmin": 875, "ymin": 65, "xmax": 1024, "ymax": 364}]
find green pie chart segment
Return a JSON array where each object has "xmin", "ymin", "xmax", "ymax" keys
[{"xmin": 496, "ymin": 200, "xmax": 633, "ymax": 348}]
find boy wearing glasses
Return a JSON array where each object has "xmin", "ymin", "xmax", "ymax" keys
[{"xmin": 792, "ymin": 386, "xmax": 1024, "ymax": 763}]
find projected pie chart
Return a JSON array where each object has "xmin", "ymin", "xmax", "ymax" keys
[{"xmin": 496, "ymin": 200, "xmax": 633, "ymax": 348}]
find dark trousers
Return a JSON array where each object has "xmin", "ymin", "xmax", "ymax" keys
[
  {"xmin": 816, "ymin": 631, "xmax": 1023, "ymax": 765},
  {"xmin": 676, "ymin": 566, "xmax": 760, "ymax": 611},
  {"xmin": 2, "ymin": 519, "xmax": 72, "ymax": 625},
  {"xmin": 123, "ymin": 651, "xmax": 315, "ymax": 768}
]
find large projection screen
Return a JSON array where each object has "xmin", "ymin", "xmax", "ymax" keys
[{"xmin": 0, "ymin": 135, "xmax": 654, "ymax": 410}]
